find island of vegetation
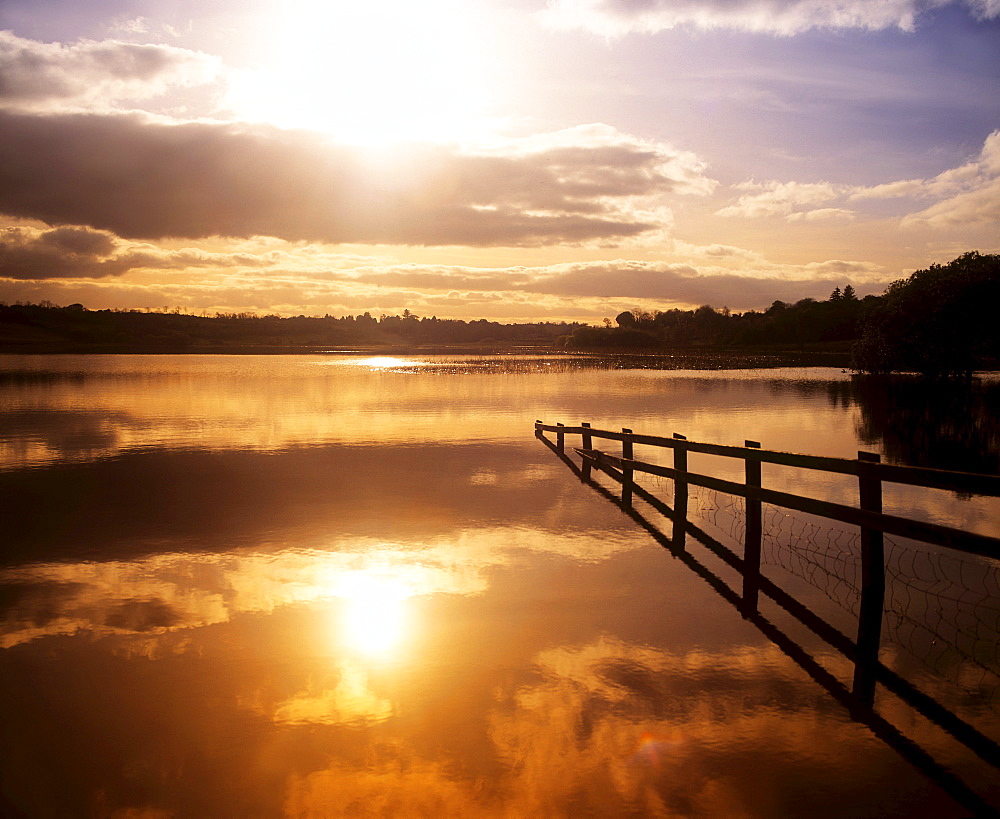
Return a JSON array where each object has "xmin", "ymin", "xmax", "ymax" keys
[{"xmin": 2, "ymin": 252, "xmax": 997, "ymax": 377}]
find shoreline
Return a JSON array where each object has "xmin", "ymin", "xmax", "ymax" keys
[{"xmin": 0, "ymin": 343, "xmax": 854, "ymax": 368}]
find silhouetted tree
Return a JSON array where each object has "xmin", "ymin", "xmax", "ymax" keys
[
  {"xmin": 853, "ymin": 252, "xmax": 1000, "ymax": 377},
  {"xmin": 615, "ymin": 310, "xmax": 636, "ymax": 328}
]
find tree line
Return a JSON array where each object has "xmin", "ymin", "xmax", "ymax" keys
[
  {"xmin": 564, "ymin": 252, "xmax": 998, "ymax": 376},
  {"xmin": 0, "ymin": 302, "xmax": 582, "ymax": 351},
  {"xmin": 564, "ymin": 280, "xmax": 868, "ymax": 351},
  {"xmin": 2, "ymin": 252, "xmax": 996, "ymax": 374},
  {"xmin": 851, "ymin": 252, "xmax": 999, "ymax": 377}
]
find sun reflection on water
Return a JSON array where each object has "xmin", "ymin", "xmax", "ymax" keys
[
  {"xmin": 629, "ymin": 730, "xmax": 685, "ymax": 769},
  {"xmin": 274, "ymin": 661, "xmax": 393, "ymax": 726},
  {"xmin": 356, "ymin": 356, "xmax": 414, "ymax": 369},
  {"xmin": 335, "ymin": 573, "xmax": 413, "ymax": 658}
]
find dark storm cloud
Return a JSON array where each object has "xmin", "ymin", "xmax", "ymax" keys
[{"xmin": 0, "ymin": 110, "xmax": 713, "ymax": 247}]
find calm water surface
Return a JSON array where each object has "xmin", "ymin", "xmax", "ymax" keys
[{"xmin": 1, "ymin": 354, "xmax": 998, "ymax": 817}]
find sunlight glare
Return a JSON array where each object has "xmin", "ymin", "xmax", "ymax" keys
[
  {"xmin": 231, "ymin": 0, "xmax": 499, "ymax": 144},
  {"xmin": 353, "ymin": 356, "xmax": 418, "ymax": 369},
  {"xmin": 337, "ymin": 573, "xmax": 413, "ymax": 657}
]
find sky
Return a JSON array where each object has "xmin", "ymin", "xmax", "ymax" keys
[{"xmin": 0, "ymin": 0, "xmax": 998, "ymax": 321}]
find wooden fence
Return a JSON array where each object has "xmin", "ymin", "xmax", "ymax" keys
[
  {"xmin": 534, "ymin": 419, "xmax": 1000, "ymax": 815},
  {"xmin": 534, "ymin": 420, "xmax": 1000, "ymax": 558},
  {"xmin": 534, "ymin": 421, "xmax": 1000, "ymax": 703}
]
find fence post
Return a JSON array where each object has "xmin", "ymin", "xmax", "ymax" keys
[
  {"xmin": 852, "ymin": 450, "xmax": 885, "ymax": 710},
  {"xmin": 742, "ymin": 440, "xmax": 762, "ymax": 614},
  {"xmin": 581, "ymin": 422, "xmax": 593, "ymax": 480},
  {"xmin": 672, "ymin": 433, "xmax": 688, "ymax": 547},
  {"xmin": 556, "ymin": 422, "xmax": 565, "ymax": 453},
  {"xmin": 621, "ymin": 428, "xmax": 634, "ymax": 508}
]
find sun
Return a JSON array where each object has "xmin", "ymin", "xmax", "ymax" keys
[{"xmin": 230, "ymin": 0, "xmax": 500, "ymax": 144}]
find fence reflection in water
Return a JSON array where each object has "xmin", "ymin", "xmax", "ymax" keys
[
  {"xmin": 683, "ymin": 484, "xmax": 1000, "ymax": 707},
  {"xmin": 535, "ymin": 420, "xmax": 1000, "ymax": 818}
]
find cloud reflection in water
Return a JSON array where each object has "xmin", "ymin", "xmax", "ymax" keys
[{"xmin": 0, "ymin": 525, "xmax": 636, "ymax": 649}]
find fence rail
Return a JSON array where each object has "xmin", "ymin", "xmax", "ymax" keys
[
  {"xmin": 534, "ymin": 421, "xmax": 1000, "ymax": 559},
  {"xmin": 534, "ymin": 422, "xmax": 1000, "ymax": 496}
]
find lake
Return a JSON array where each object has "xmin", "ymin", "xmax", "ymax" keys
[{"xmin": 1, "ymin": 354, "xmax": 998, "ymax": 817}]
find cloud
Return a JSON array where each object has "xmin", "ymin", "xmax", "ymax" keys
[
  {"xmin": 698, "ymin": 244, "xmax": 766, "ymax": 260},
  {"xmin": 351, "ymin": 257, "xmax": 885, "ymax": 307},
  {"xmin": 0, "ymin": 31, "xmax": 221, "ymax": 111},
  {"xmin": 785, "ymin": 207, "xmax": 855, "ymax": 221},
  {"xmin": 851, "ymin": 137, "xmax": 994, "ymax": 203},
  {"xmin": 715, "ymin": 180, "xmax": 844, "ymax": 219},
  {"xmin": 0, "ymin": 111, "xmax": 715, "ymax": 247},
  {"xmin": 0, "ymin": 246, "xmax": 886, "ymax": 315},
  {"xmin": 803, "ymin": 259, "xmax": 879, "ymax": 276},
  {"xmin": 517, "ymin": 260, "xmax": 878, "ymax": 305},
  {"xmin": 848, "ymin": 179, "xmax": 929, "ymax": 200},
  {"xmin": 0, "ymin": 226, "xmax": 125, "ymax": 278},
  {"xmin": 893, "ymin": 130, "xmax": 1000, "ymax": 227},
  {"xmin": 541, "ymin": 0, "xmax": 999, "ymax": 37},
  {"xmin": 713, "ymin": 130, "xmax": 1000, "ymax": 229},
  {"xmin": 523, "ymin": 261, "xmax": 701, "ymax": 298},
  {"xmin": 0, "ymin": 225, "xmax": 275, "ymax": 279},
  {"xmin": 107, "ymin": 17, "xmax": 182, "ymax": 40},
  {"xmin": 353, "ymin": 267, "xmax": 530, "ymax": 292},
  {"xmin": 482, "ymin": 124, "xmax": 716, "ymax": 198},
  {"xmin": 901, "ymin": 176, "xmax": 1000, "ymax": 227}
]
